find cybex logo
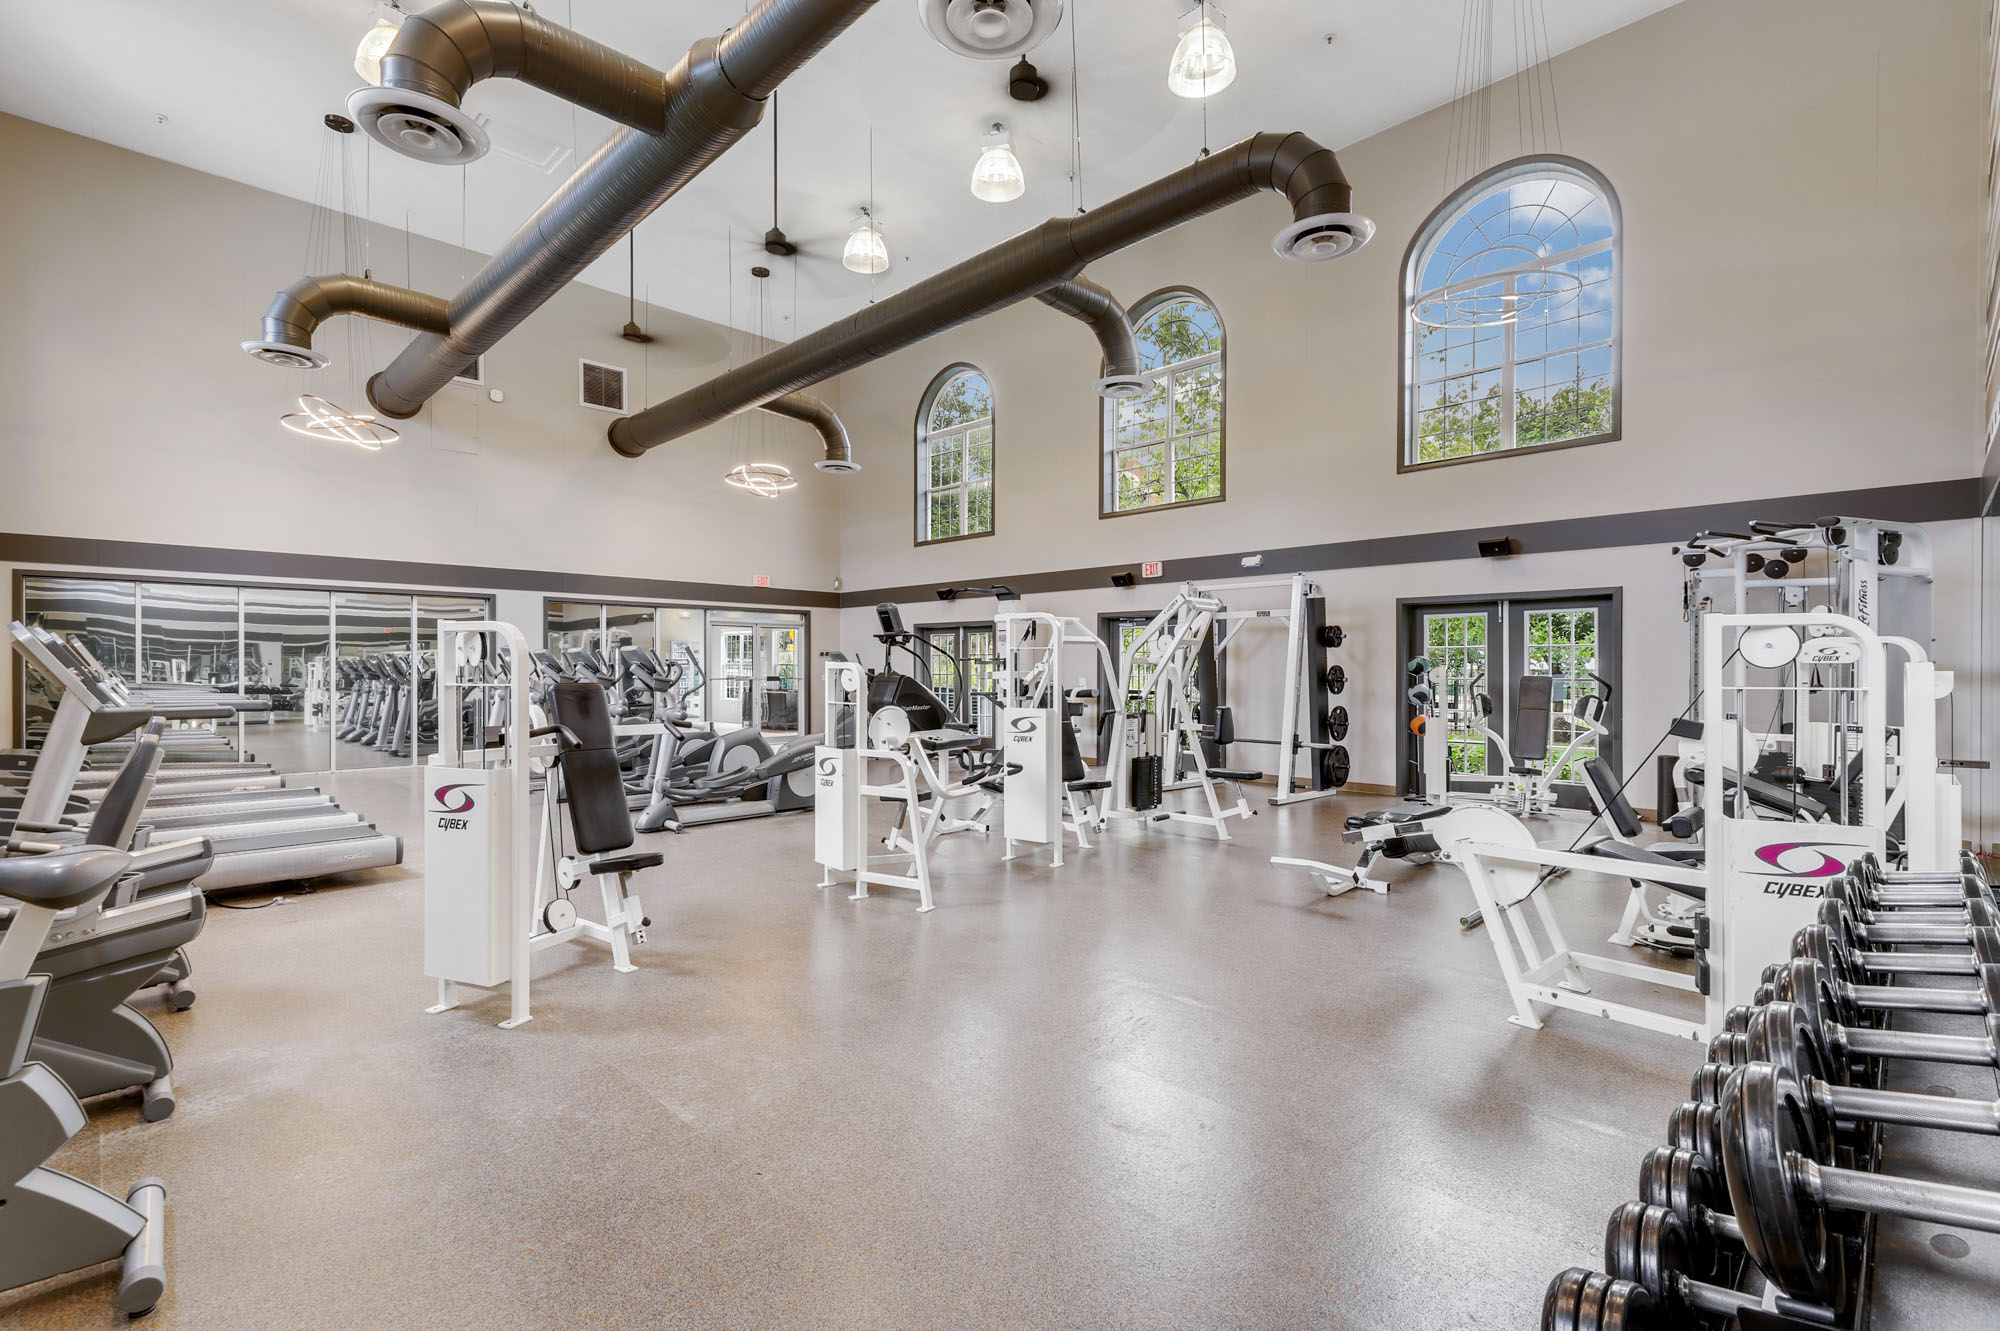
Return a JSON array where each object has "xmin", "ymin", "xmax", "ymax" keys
[
  {"xmin": 1752, "ymin": 842, "xmax": 1850, "ymax": 878},
  {"xmin": 433, "ymin": 784, "xmax": 476, "ymax": 814},
  {"xmin": 1760, "ymin": 880, "xmax": 1829, "ymax": 900},
  {"xmin": 1010, "ymin": 716, "xmax": 1038, "ymax": 732},
  {"xmin": 819, "ymin": 757, "xmax": 839, "ymax": 777}
]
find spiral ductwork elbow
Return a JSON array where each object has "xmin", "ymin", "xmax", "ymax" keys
[
  {"xmin": 759, "ymin": 393, "xmax": 857, "ymax": 473},
  {"xmin": 1034, "ymin": 278, "xmax": 1144, "ymax": 399},
  {"xmin": 242, "ymin": 275, "xmax": 451, "ymax": 370},
  {"xmin": 350, "ymin": 1, "xmax": 671, "ymax": 163}
]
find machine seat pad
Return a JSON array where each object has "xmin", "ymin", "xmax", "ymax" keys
[
  {"xmin": 1208, "ymin": 769, "xmax": 1263, "ymax": 782},
  {"xmin": 588, "ymin": 852, "xmax": 663, "ymax": 876},
  {"xmin": 1066, "ymin": 778, "xmax": 1112, "ymax": 792},
  {"xmin": 1582, "ymin": 839, "xmax": 1708, "ymax": 899},
  {"xmin": 0, "ymin": 846, "xmax": 132, "ymax": 910}
]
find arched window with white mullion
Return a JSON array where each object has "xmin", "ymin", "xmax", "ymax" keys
[
  {"xmin": 1401, "ymin": 158, "xmax": 1620, "ymax": 469},
  {"xmin": 916, "ymin": 365, "xmax": 995, "ymax": 545}
]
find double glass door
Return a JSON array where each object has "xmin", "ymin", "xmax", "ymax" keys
[
  {"xmin": 1402, "ymin": 593, "xmax": 1619, "ymax": 804},
  {"xmin": 705, "ymin": 616, "xmax": 803, "ymax": 736}
]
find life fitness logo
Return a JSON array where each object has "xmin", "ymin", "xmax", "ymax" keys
[
  {"xmin": 1008, "ymin": 715, "xmax": 1039, "ymax": 745},
  {"xmin": 433, "ymin": 783, "xmax": 476, "ymax": 832},
  {"xmin": 1752, "ymin": 840, "xmax": 1851, "ymax": 899}
]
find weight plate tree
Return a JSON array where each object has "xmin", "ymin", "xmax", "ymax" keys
[{"xmin": 1305, "ymin": 595, "xmax": 1350, "ymax": 790}]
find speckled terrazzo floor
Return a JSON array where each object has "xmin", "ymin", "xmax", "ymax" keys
[{"xmin": 5, "ymin": 767, "xmax": 1983, "ymax": 1329}]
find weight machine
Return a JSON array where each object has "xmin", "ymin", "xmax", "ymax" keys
[
  {"xmin": 1198, "ymin": 573, "xmax": 1353, "ymax": 805},
  {"xmin": 813, "ymin": 655, "xmax": 996, "ymax": 911},
  {"xmin": 993, "ymin": 612, "xmax": 1120, "ymax": 866},
  {"xmin": 1438, "ymin": 611, "xmax": 1935, "ymax": 1043},
  {"xmin": 1100, "ymin": 585, "xmax": 1256, "ymax": 839},
  {"xmin": 422, "ymin": 621, "xmax": 654, "ymax": 1028}
]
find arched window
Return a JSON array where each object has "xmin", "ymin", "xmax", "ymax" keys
[
  {"xmin": 1102, "ymin": 291, "xmax": 1223, "ymax": 515},
  {"xmin": 1401, "ymin": 159, "xmax": 1620, "ymax": 469},
  {"xmin": 916, "ymin": 365, "xmax": 994, "ymax": 544}
]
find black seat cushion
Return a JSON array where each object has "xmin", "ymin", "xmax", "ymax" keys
[
  {"xmin": 1208, "ymin": 768, "xmax": 1263, "ymax": 782},
  {"xmin": 588, "ymin": 852, "xmax": 663, "ymax": 876},
  {"xmin": 0, "ymin": 846, "xmax": 132, "ymax": 910},
  {"xmin": 1066, "ymin": 778, "xmax": 1112, "ymax": 792},
  {"xmin": 553, "ymin": 683, "xmax": 638, "ymax": 856},
  {"xmin": 1582, "ymin": 757, "xmax": 1644, "ymax": 840},
  {"xmin": 1582, "ymin": 839, "xmax": 1708, "ymax": 900}
]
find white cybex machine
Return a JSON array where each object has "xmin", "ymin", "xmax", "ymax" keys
[
  {"xmin": 1437, "ymin": 611, "xmax": 1946, "ymax": 1043},
  {"xmin": 422, "ymin": 621, "xmax": 651, "ymax": 1027},
  {"xmin": 994, "ymin": 612, "xmax": 1119, "ymax": 866}
]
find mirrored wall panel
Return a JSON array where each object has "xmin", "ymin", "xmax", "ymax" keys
[
  {"xmin": 16, "ymin": 575, "xmax": 491, "ymax": 775},
  {"xmin": 542, "ymin": 601, "xmax": 806, "ymax": 733}
]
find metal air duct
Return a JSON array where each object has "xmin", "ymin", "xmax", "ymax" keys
[
  {"xmin": 1034, "ymin": 277, "xmax": 1145, "ymax": 398},
  {"xmin": 245, "ymin": 0, "xmax": 877, "ymax": 416},
  {"xmin": 349, "ymin": 0, "xmax": 672, "ymax": 164},
  {"xmin": 242, "ymin": 275, "xmax": 451, "ymax": 369},
  {"xmin": 758, "ymin": 392, "xmax": 857, "ymax": 472},
  {"xmin": 609, "ymin": 131, "xmax": 1370, "ymax": 458},
  {"xmin": 365, "ymin": 0, "xmax": 876, "ymax": 419}
]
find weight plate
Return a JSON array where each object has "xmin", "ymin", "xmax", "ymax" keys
[
  {"xmin": 1316, "ymin": 744, "xmax": 1351, "ymax": 789},
  {"xmin": 1327, "ymin": 705, "xmax": 1348, "ymax": 742},
  {"xmin": 1721, "ymin": 1064, "xmax": 1836, "ymax": 1304},
  {"xmin": 1316, "ymin": 623, "xmax": 1345, "ymax": 649},
  {"xmin": 1323, "ymin": 664, "xmax": 1347, "ymax": 695}
]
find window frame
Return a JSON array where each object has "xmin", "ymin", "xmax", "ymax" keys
[
  {"xmin": 1397, "ymin": 155, "xmax": 1623, "ymax": 474},
  {"xmin": 1099, "ymin": 287, "xmax": 1227, "ymax": 520},
  {"xmin": 914, "ymin": 363, "xmax": 997, "ymax": 547}
]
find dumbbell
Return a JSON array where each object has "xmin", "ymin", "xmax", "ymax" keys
[
  {"xmin": 1849, "ymin": 849, "xmax": 1990, "ymax": 898},
  {"xmin": 1603, "ymin": 1201, "xmax": 1807, "ymax": 1328},
  {"xmin": 1794, "ymin": 917, "xmax": 2000, "ymax": 982},
  {"xmin": 1766, "ymin": 939, "xmax": 2000, "ymax": 1021},
  {"xmin": 1720, "ymin": 1060, "xmax": 2000, "ymax": 1306},
  {"xmin": 1766, "ymin": 956, "xmax": 2000, "ymax": 1073},
  {"xmin": 1637, "ymin": 1146, "xmax": 1743, "ymax": 1280},
  {"xmin": 1665, "ymin": 1100, "xmax": 1722, "ymax": 1167},
  {"xmin": 1827, "ymin": 873, "xmax": 1989, "ymax": 922},
  {"xmin": 1697, "ymin": 1003, "xmax": 2000, "ymax": 1144},
  {"xmin": 1540, "ymin": 1266, "xmax": 1659, "ymax": 1331},
  {"xmin": 1818, "ymin": 894, "xmax": 1999, "ymax": 949}
]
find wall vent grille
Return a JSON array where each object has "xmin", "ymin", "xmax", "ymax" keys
[{"xmin": 580, "ymin": 359, "xmax": 627, "ymax": 412}]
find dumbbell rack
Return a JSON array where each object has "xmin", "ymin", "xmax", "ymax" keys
[{"xmin": 1537, "ymin": 864, "xmax": 2000, "ymax": 1329}]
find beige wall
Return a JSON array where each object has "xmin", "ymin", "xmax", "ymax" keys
[
  {"xmin": 0, "ymin": 113, "xmax": 843, "ymax": 597},
  {"xmin": 829, "ymin": 0, "xmax": 1985, "ymax": 594}
]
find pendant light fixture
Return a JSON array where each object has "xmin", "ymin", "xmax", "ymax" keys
[
  {"xmin": 843, "ymin": 209, "xmax": 889, "ymax": 273},
  {"xmin": 282, "ymin": 394, "xmax": 399, "ymax": 450},
  {"xmin": 1167, "ymin": 3, "xmax": 1236, "ymax": 99},
  {"xmin": 723, "ymin": 264, "xmax": 794, "ymax": 498},
  {"xmin": 970, "ymin": 123, "xmax": 1025, "ymax": 202},
  {"xmin": 353, "ymin": 3, "xmax": 404, "ymax": 86}
]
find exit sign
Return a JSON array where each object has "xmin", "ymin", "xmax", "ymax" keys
[
  {"xmin": 754, "ymin": 574, "xmax": 771, "ymax": 588},
  {"xmin": 1141, "ymin": 561, "xmax": 1163, "ymax": 579}
]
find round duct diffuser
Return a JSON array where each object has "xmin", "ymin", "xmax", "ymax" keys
[
  {"xmin": 347, "ymin": 85, "xmax": 488, "ymax": 164},
  {"xmin": 918, "ymin": 0, "xmax": 1063, "ymax": 60},
  {"xmin": 1272, "ymin": 212, "xmax": 1376, "ymax": 263},
  {"xmin": 814, "ymin": 457, "xmax": 863, "ymax": 475},
  {"xmin": 241, "ymin": 340, "xmax": 329, "ymax": 370},
  {"xmin": 1093, "ymin": 373, "xmax": 1149, "ymax": 400}
]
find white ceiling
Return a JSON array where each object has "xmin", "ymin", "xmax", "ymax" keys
[{"xmin": 0, "ymin": 0, "xmax": 1680, "ymax": 339}]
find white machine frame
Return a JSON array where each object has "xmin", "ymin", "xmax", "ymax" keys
[
  {"xmin": 1440, "ymin": 611, "xmax": 1924, "ymax": 1043},
  {"xmin": 1101, "ymin": 585, "xmax": 1254, "ymax": 839},
  {"xmin": 422, "ymin": 620, "xmax": 646, "ymax": 1028},
  {"xmin": 994, "ymin": 612, "xmax": 1119, "ymax": 866}
]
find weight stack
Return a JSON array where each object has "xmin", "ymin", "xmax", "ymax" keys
[{"xmin": 1129, "ymin": 754, "xmax": 1162, "ymax": 811}]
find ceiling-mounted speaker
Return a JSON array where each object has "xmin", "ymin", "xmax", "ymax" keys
[{"xmin": 918, "ymin": 0, "xmax": 1063, "ymax": 60}]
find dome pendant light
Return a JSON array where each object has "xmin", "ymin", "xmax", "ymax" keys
[
  {"xmin": 970, "ymin": 123, "xmax": 1025, "ymax": 202},
  {"xmin": 842, "ymin": 210, "xmax": 889, "ymax": 274},
  {"xmin": 1167, "ymin": 3, "xmax": 1236, "ymax": 99},
  {"xmin": 353, "ymin": 3, "xmax": 404, "ymax": 86}
]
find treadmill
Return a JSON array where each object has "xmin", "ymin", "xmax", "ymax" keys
[{"xmin": 8, "ymin": 623, "xmax": 402, "ymax": 892}]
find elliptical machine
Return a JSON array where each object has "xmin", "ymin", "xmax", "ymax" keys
[{"xmin": 0, "ymin": 846, "xmax": 170, "ymax": 1314}]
